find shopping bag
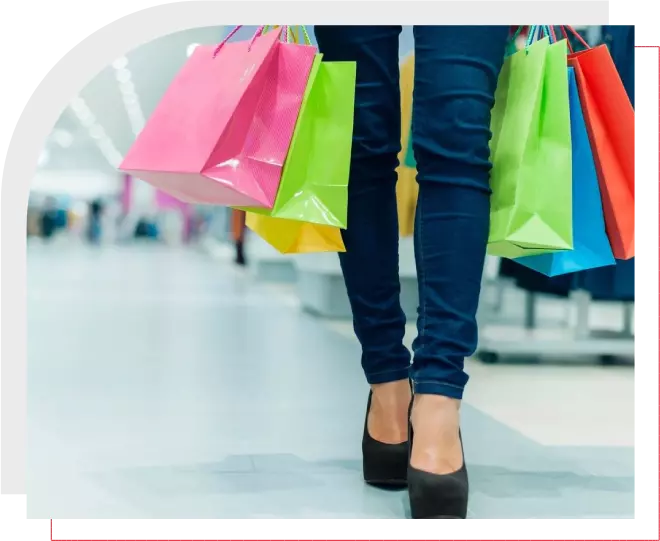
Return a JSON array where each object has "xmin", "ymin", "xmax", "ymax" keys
[
  {"xmin": 245, "ymin": 213, "xmax": 345, "ymax": 254},
  {"xmin": 404, "ymin": 126, "xmax": 416, "ymax": 169},
  {"xmin": 402, "ymin": 51, "xmax": 416, "ymax": 170},
  {"xmin": 488, "ymin": 37, "xmax": 573, "ymax": 258},
  {"xmin": 396, "ymin": 53, "xmax": 418, "ymax": 237},
  {"xmin": 240, "ymin": 55, "xmax": 356, "ymax": 228},
  {"xmin": 120, "ymin": 26, "xmax": 317, "ymax": 208},
  {"xmin": 515, "ymin": 67, "xmax": 615, "ymax": 276},
  {"xmin": 566, "ymin": 29, "xmax": 634, "ymax": 260}
]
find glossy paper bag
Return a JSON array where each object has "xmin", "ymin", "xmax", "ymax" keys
[
  {"xmin": 488, "ymin": 37, "xmax": 573, "ymax": 258},
  {"xmin": 568, "ymin": 43, "xmax": 634, "ymax": 259},
  {"xmin": 515, "ymin": 68, "xmax": 615, "ymax": 276},
  {"xmin": 120, "ymin": 28, "xmax": 316, "ymax": 208},
  {"xmin": 246, "ymin": 213, "xmax": 345, "ymax": 254},
  {"xmin": 241, "ymin": 55, "xmax": 356, "ymax": 228}
]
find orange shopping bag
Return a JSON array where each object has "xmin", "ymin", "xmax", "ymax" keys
[{"xmin": 564, "ymin": 26, "xmax": 634, "ymax": 260}]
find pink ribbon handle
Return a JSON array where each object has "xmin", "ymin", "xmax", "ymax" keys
[
  {"xmin": 213, "ymin": 25, "xmax": 243, "ymax": 57},
  {"xmin": 213, "ymin": 25, "xmax": 290, "ymax": 58},
  {"xmin": 247, "ymin": 25, "xmax": 289, "ymax": 50}
]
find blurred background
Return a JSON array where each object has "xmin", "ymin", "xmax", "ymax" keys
[{"xmin": 27, "ymin": 25, "xmax": 634, "ymax": 519}]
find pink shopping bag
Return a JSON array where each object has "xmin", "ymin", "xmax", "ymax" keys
[{"xmin": 120, "ymin": 26, "xmax": 317, "ymax": 208}]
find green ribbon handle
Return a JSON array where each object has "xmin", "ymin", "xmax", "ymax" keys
[{"xmin": 262, "ymin": 25, "xmax": 312, "ymax": 45}]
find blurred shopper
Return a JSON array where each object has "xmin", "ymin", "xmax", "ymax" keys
[
  {"xmin": 315, "ymin": 25, "xmax": 510, "ymax": 518},
  {"xmin": 39, "ymin": 196, "xmax": 60, "ymax": 241},
  {"xmin": 231, "ymin": 209, "xmax": 247, "ymax": 266},
  {"xmin": 86, "ymin": 199, "xmax": 104, "ymax": 245},
  {"xmin": 134, "ymin": 218, "xmax": 159, "ymax": 240},
  {"xmin": 27, "ymin": 208, "xmax": 41, "ymax": 237}
]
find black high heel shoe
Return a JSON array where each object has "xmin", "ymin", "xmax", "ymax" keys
[
  {"xmin": 408, "ymin": 419, "xmax": 469, "ymax": 519},
  {"xmin": 362, "ymin": 390, "xmax": 409, "ymax": 487}
]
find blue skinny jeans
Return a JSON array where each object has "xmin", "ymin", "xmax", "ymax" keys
[{"xmin": 314, "ymin": 26, "xmax": 509, "ymax": 399}]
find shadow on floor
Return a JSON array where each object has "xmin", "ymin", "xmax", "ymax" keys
[{"xmin": 87, "ymin": 453, "xmax": 633, "ymax": 519}]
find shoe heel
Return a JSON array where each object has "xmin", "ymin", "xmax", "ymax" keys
[
  {"xmin": 362, "ymin": 390, "xmax": 409, "ymax": 487},
  {"xmin": 408, "ymin": 464, "xmax": 468, "ymax": 518},
  {"xmin": 408, "ymin": 414, "xmax": 469, "ymax": 518},
  {"xmin": 363, "ymin": 439, "xmax": 408, "ymax": 486}
]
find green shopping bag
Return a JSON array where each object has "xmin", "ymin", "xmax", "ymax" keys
[
  {"xmin": 488, "ymin": 37, "xmax": 573, "ymax": 258},
  {"xmin": 240, "ymin": 55, "xmax": 356, "ymax": 228}
]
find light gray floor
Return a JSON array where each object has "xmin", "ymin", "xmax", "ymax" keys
[{"xmin": 27, "ymin": 241, "xmax": 634, "ymax": 518}]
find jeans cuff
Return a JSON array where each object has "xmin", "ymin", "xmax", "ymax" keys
[
  {"xmin": 365, "ymin": 367, "xmax": 410, "ymax": 385},
  {"xmin": 413, "ymin": 380, "xmax": 464, "ymax": 400}
]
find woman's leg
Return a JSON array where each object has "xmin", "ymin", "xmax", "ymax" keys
[
  {"xmin": 231, "ymin": 209, "xmax": 246, "ymax": 265},
  {"xmin": 410, "ymin": 26, "xmax": 509, "ymax": 473},
  {"xmin": 315, "ymin": 26, "xmax": 411, "ymax": 443}
]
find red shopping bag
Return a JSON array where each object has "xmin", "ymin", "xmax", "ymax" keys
[
  {"xmin": 120, "ymin": 26, "xmax": 317, "ymax": 208},
  {"xmin": 564, "ymin": 27, "xmax": 634, "ymax": 260}
]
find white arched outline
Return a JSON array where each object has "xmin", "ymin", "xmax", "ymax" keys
[{"xmin": 0, "ymin": 0, "xmax": 610, "ymax": 496}]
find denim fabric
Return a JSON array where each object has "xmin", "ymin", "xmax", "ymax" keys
[{"xmin": 314, "ymin": 26, "xmax": 508, "ymax": 399}]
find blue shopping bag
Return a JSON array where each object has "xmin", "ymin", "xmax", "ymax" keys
[{"xmin": 514, "ymin": 67, "xmax": 615, "ymax": 277}]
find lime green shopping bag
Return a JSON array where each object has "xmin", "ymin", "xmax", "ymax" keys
[
  {"xmin": 488, "ymin": 37, "xmax": 573, "ymax": 258},
  {"xmin": 240, "ymin": 55, "xmax": 356, "ymax": 228}
]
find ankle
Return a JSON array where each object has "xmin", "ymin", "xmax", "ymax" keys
[
  {"xmin": 412, "ymin": 393, "xmax": 460, "ymax": 412},
  {"xmin": 371, "ymin": 379, "xmax": 411, "ymax": 400},
  {"xmin": 409, "ymin": 394, "xmax": 464, "ymax": 474},
  {"xmin": 367, "ymin": 380, "xmax": 411, "ymax": 444},
  {"xmin": 411, "ymin": 394, "xmax": 460, "ymax": 432}
]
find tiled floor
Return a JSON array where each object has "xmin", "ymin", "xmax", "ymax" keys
[{"xmin": 27, "ymin": 241, "xmax": 634, "ymax": 518}]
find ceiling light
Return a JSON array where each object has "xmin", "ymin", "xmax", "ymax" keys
[
  {"xmin": 113, "ymin": 60, "xmax": 146, "ymax": 142},
  {"xmin": 79, "ymin": 114, "xmax": 95, "ymax": 128},
  {"xmin": 115, "ymin": 69, "xmax": 132, "ymax": 83},
  {"xmin": 52, "ymin": 129, "xmax": 74, "ymax": 148},
  {"xmin": 187, "ymin": 43, "xmax": 200, "ymax": 57},
  {"xmin": 97, "ymin": 139, "xmax": 123, "ymax": 168},
  {"xmin": 70, "ymin": 99, "xmax": 94, "ymax": 123},
  {"xmin": 38, "ymin": 149, "xmax": 50, "ymax": 167},
  {"xmin": 69, "ymin": 96, "xmax": 87, "ymax": 113},
  {"xmin": 119, "ymin": 81, "xmax": 135, "ymax": 94},
  {"xmin": 68, "ymin": 95, "xmax": 125, "ymax": 168},
  {"xmin": 113, "ymin": 56, "xmax": 129, "ymax": 70},
  {"xmin": 89, "ymin": 125, "xmax": 105, "ymax": 140}
]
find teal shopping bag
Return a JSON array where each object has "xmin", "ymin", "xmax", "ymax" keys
[
  {"xmin": 404, "ymin": 119, "xmax": 416, "ymax": 169},
  {"xmin": 488, "ymin": 37, "xmax": 573, "ymax": 258},
  {"xmin": 515, "ymin": 67, "xmax": 615, "ymax": 276}
]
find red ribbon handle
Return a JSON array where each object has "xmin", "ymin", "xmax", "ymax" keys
[{"xmin": 560, "ymin": 25, "xmax": 591, "ymax": 54}]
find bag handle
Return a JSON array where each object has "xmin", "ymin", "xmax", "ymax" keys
[
  {"xmin": 509, "ymin": 26, "xmax": 524, "ymax": 40},
  {"xmin": 525, "ymin": 25, "xmax": 556, "ymax": 46},
  {"xmin": 527, "ymin": 24, "xmax": 590, "ymax": 49},
  {"xmin": 213, "ymin": 25, "xmax": 243, "ymax": 57},
  {"xmin": 527, "ymin": 25, "xmax": 590, "ymax": 53},
  {"xmin": 261, "ymin": 25, "xmax": 312, "ymax": 45},
  {"xmin": 213, "ymin": 25, "xmax": 292, "ymax": 57},
  {"xmin": 248, "ymin": 25, "xmax": 291, "ymax": 49},
  {"xmin": 261, "ymin": 25, "xmax": 292, "ymax": 43},
  {"xmin": 525, "ymin": 25, "xmax": 541, "ymax": 48},
  {"xmin": 559, "ymin": 25, "xmax": 591, "ymax": 54}
]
